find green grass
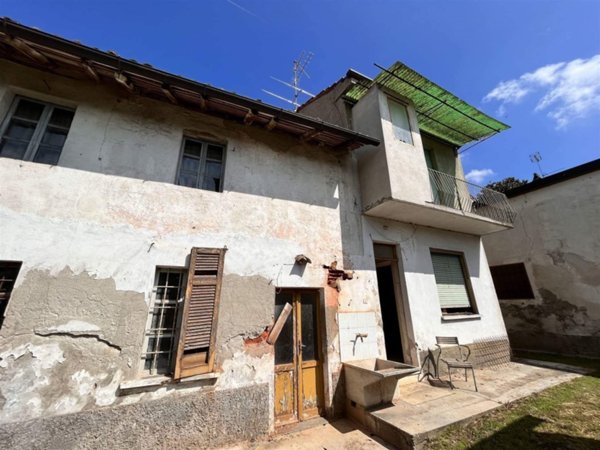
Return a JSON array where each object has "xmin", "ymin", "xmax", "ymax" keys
[{"xmin": 425, "ymin": 354, "xmax": 600, "ymax": 450}]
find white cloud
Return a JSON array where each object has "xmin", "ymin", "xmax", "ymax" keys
[
  {"xmin": 483, "ymin": 55, "xmax": 600, "ymax": 128},
  {"xmin": 465, "ymin": 168, "xmax": 495, "ymax": 184}
]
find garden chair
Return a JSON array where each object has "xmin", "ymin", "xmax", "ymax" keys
[{"xmin": 435, "ymin": 336, "xmax": 478, "ymax": 392}]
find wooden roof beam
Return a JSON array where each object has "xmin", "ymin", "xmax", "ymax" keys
[
  {"xmin": 5, "ymin": 36, "xmax": 49, "ymax": 64},
  {"xmin": 81, "ymin": 60, "xmax": 100, "ymax": 82},
  {"xmin": 265, "ymin": 117, "xmax": 278, "ymax": 131},
  {"xmin": 300, "ymin": 129, "xmax": 321, "ymax": 142},
  {"xmin": 161, "ymin": 84, "xmax": 178, "ymax": 104},
  {"xmin": 114, "ymin": 72, "xmax": 134, "ymax": 93},
  {"xmin": 243, "ymin": 109, "xmax": 257, "ymax": 125}
]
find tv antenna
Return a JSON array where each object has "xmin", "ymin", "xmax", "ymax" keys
[
  {"xmin": 529, "ymin": 152, "xmax": 545, "ymax": 177},
  {"xmin": 262, "ymin": 51, "xmax": 315, "ymax": 111}
]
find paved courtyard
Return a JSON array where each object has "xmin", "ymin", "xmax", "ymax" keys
[{"xmin": 221, "ymin": 360, "xmax": 587, "ymax": 449}]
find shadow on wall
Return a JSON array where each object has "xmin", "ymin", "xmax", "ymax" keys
[{"xmin": 467, "ymin": 415, "xmax": 599, "ymax": 450}]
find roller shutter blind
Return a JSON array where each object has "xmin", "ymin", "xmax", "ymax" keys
[
  {"xmin": 431, "ymin": 252, "xmax": 472, "ymax": 309},
  {"xmin": 174, "ymin": 247, "xmax": 225, "ymax": 379}
]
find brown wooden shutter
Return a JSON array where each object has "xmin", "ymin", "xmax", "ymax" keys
[{"xmin": 174, "ymin": 247, "xmax": 225, "ymax": 379}]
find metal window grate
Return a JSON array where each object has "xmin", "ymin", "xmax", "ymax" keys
[{"xmin": 142, "ymin": 269, "xmax": 185, "ymax": 375}]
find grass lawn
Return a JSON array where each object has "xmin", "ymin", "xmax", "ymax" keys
[{"xmin": 425, "ymin": 353, "xmax": 600, "ymax": 450}]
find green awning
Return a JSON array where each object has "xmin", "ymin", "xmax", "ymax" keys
[{"xmin": 345, "ymin": 62, "xmax": 510, "ymax": 147}]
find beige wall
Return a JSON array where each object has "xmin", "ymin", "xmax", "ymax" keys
[{"xmin": 484, "ymin": 173, "xmax": 600, "ymax": 356}]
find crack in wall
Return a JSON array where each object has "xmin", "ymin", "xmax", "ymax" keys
[{"xmin": 33, "ymin": 331, "xmax": 122, "ymax": 352}]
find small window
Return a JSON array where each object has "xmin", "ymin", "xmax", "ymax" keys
[
  {"xmin": 142, "ymin": 268, "xmax": 186, "ymax": 375},
  {"xmin": 0, "ymin": 96, "xmax": 75, "ymax": 165},
  {"xmin": 490, "ymin": 263, "xmax": 534, "ymax": 300},
  {"xmin": 141, "ymin": 248, "xmax": 226, "ymax": 379},
  {"xmin": 388, "ymin": 99, "xmax": 413, "ymax": 145},
  {"xmin": 0, "ymin": 261, "xmax": 22, "ymax": 329},
  {"xmin": 177, "ymin": 138, "xmax": 225, "ymax": 192},
  {"xmin": 430, "ymin": 251, "xmax": 476, "ymax": 314}
]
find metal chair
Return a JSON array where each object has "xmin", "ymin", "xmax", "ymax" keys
[{"xmin": 435, "ymin": 336, "xmax": 478, "ymax": 392}]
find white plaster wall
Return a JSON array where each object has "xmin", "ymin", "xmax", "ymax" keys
[
  {"xmin": 378, "ymin": 90, "xmax": 432, "ymax": 205},
  {"xmin": 0, "ymin": 60, "xmax": 358, "ymax": 425},
  {"xmin": 0, "ymin": 58, "xmax": 508, "ymax": 426},
  {"xmin": 363, "ymin": 217, "xmax": 508, "ymax": 358},
  {"xmin": 351, "ymin": 87, "xmax": 391, "ymax": 210}
]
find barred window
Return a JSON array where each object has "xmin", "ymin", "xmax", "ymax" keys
[{"xmin": 142, "ymin": 269, "xmax": 185, "ymax": 375}]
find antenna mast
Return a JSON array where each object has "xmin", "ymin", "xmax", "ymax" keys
[
  {"xmin": 529, "ymin": 152, "xmax": 545, "ymax": 177},
  {"xmin": 262, "ymin": 51, "xmax": 315, "ymax": 110}
]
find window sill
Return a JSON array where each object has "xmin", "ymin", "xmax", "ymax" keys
[
  {"xmin": 118, "ymin": 372, "xmax": 219, "ymax": 396},
  {"xmin": 441, "ymin": 314, "xmax": 481, "ymax": 322}
]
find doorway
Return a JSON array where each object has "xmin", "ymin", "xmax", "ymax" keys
[
  {"xmin": 273, "ymin": 290, "xmax": 324, "ymax": 426},
  {"xmin": 374, "ymin": 244, "xmax": 404, "ymax": 363}
]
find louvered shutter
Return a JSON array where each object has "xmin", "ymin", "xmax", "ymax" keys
[
  {"xmin": 431, "ymin": 253, "xmax": 472, "ymax": 309},
  {"xmin": 174, "ymin": 247, "xmax": 225, "ymax": 379}
]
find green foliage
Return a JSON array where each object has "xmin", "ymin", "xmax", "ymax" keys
[{"xmin": 485, "ymin": 177, "xmax": 529, "ymax": 193}]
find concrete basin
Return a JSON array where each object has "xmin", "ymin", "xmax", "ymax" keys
[{"xmin": 344, "ymin": 358, "xmax": 419, "ymax": 408}]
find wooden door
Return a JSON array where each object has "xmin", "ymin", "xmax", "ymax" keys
[{"xmin": 274, "ymin": 290, "xmax": 323, "ymax": 426}]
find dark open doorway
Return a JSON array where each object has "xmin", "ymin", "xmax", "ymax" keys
[{"xmin": 374, "ymin": 244, "xmax": 404, "ymax": 363}]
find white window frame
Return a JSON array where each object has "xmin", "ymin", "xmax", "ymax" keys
[
  {"xmin": 0, "ymin": 95, "xmax": 75, "ymax": 163},
  {"xmin": 430, "ymin": 249, "xmax": 477, "ymax": 315},
  {"xmin": 387, "ymin": 97, "xmax": 413, "ymax": 145},
  {"xmin": 140, "ymin": 268, "xmax": 186, "ymax": 376}
]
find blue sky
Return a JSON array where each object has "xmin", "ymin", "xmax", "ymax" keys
[{"xmin": 3, "ymin": 0, "xmax": 599, "ymax": 184}]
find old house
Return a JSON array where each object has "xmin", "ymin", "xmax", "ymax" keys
[
  {"xmin": 0, "ymin": 19, "xmax": 515, "ymax": 448},
  {"xmin": 484, "ymin": 159, "xmax": 600, "ymax": 357}
]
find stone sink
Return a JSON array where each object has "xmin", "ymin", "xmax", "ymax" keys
[{"xmin": 343, "ymin": 358, "xmax": 420, "ymax": 408}]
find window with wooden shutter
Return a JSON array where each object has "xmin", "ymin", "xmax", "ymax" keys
[
  {"xmin": 174, "ymin": 247, "xmax": 225, "ymax": 379},
  {"xmin": 430, "ymin": 251, "xmax": 476, "ymax": 314},
  {"xmin": 490, "ymin": 263, "xmax": 534, "ymax": 300}
]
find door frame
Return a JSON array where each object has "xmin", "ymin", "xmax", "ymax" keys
[
  {"xmin": 273, "ymin": 288, "xmax": 325, "ymax": 426},
  {"xmin": 373, "ymin": 242, "xmax": 416, "ymax": 366}
]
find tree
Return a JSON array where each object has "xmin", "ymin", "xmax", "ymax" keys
[{"xmin": 485, "ymin": 177, "xmax": 528, "ymax": 193}]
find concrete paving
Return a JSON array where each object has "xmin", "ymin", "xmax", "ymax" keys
[
  {"xmin": 219, "ymin": 361, "xmax": 586, "ymax": 450},
  {"xmin": 220, "ymin": 418, "xmax": 395, "ymax": 449},
  {"xmin": 364, "ymin": 361, "xmax": 583, "ymax": 448}
]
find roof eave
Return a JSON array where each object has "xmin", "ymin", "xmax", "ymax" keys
[{"xmin": 0, "ymin": 18, "xmax": 379, "ymax": 150}]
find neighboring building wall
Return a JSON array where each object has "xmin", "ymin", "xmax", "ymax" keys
[{"xmin": 484, "ymin": 172, "xmax": 600, "ymax": 357}]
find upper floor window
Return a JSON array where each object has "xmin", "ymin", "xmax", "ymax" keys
[
  {"xmin": 177, "ymin": 137, "xmax": 225, "ymax": 192},
  {"xmin": 388, "ymin": 99, "xmax": 413, "ymax": 145},
  {"xmin": 0, "ymin": 96, "xmax": 75, "ymax": 165}
]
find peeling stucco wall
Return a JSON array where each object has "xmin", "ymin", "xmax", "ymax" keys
[
  {"xmin": 1, "ymin": 57, "xmax": 509, "ymax": 443},
  {"xmin": 483, "ymin": 172, "xmax": 600, "ymax": 356},
  {"xmin": 0, "ymin": 56, "xmax": 369, "ymax": 434}
]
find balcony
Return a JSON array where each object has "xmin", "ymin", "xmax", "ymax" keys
[
  {"xmin": 362, "ymin": 167, "xmax": 515, "ymax": 236},
  {"xmin": 428, "ymin": 169, "xmax": 516, "ymax": 225}
]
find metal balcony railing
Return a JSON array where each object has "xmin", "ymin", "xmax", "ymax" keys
[{"xmin": 428, "ymin": 168, "xmax": 516, "ymax": 225}]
